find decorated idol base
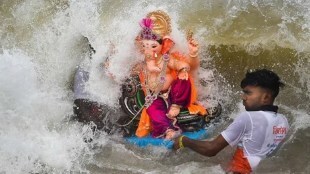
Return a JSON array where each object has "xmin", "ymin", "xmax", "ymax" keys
[{"xmin": 125, "ymin": 128, "xmax": 208, "ymax": 149}]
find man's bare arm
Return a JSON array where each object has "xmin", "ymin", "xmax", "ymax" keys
[{"xmin": 174, "ymin": 134, "xmax": 229, "ymax": 157}]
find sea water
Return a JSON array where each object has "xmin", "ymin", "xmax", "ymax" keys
[{"xmin": 0, "ymin": 0, "xmax": 309, "ymax": 173}]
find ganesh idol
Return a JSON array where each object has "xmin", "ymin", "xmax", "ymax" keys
[{"xmin": 133, "ymin": 10, "xmax": 207, "ymax": 140}]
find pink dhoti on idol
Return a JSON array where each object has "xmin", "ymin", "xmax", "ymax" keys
[{"xmin": 146, "ymin": 78, "xmax": 191, "ymax": 137}]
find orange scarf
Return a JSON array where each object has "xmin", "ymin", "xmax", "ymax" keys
[{"xmin": 227, "ymin": 147, "xmax": 252, "ymax": 174}]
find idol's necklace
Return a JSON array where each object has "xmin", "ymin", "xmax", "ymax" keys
[{"xmin": 143, "ymin": 54, "xmax": 170, "ymax": 108}]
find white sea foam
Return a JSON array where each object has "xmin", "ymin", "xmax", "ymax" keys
[{"xmin": 0, "ymin": 50, "xmax": 84, "ymax": 173}]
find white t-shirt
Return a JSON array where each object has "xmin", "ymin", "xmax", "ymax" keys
[{"xmin": 221, "ymin": 111, "xmax": 289, "ymax": 170}]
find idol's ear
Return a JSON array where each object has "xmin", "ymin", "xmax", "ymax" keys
[
  {"xmin": 161, "ymin": 36, "xmax": 175, "ymax": 54},
  {"xmin": 135, "ymin": 36, "xmax": 144, "ymax": 54},
  {"xmin": 163, "ymin": 35, "xmax": 173, "ymax": 40}
]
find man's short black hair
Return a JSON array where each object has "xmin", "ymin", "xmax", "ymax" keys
[{"xmin": 241, "ymin": 69, "xmax": 285, "ymax": 98}]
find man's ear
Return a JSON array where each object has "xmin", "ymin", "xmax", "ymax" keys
[{"xmin": 262, "ymin": 92, "xmax": 273, "ymax": 104}]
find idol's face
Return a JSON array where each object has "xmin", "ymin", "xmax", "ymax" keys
[{"xmin": 142, "ymin": 39, "xmax": 162, "ymax": 57}]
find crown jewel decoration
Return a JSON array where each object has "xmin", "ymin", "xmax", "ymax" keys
[
  {"xmin": 139, "ymin": 18, "xmax": 161, "ymax": 40},
  {"xmin": 139, "ymin": 10, "xmax": 172, "ymax": 41}
]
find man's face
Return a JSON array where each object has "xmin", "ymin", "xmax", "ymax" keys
[{"xmin": 241, "ymin": 85, "xmax": 268, "ymax": 111}]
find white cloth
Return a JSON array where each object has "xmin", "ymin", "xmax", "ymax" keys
[
  {"xmin": 73, "ymin": 65, "xmax": 90, "ymax": 100},
  {"xmin": 221, "ymin": 110, "xmax": 289, "ymax": 170}
]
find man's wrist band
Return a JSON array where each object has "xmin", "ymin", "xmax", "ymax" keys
[{"xmin": 179, "ymin": 135, "xmax": 185, "ymax": 149}]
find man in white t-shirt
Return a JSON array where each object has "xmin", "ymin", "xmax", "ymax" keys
[{"xmin": 173, "ymin": 69, "xmax": 289, "ymax": 173}]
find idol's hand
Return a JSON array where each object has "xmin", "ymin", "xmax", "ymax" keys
[
  {"xmin": 167, "ymin": 104, "xmax": 181, "ymax": 119},
  {"xmin": 177, "ymin": 68, "xmax": 189, "ymax": 80},
  {"xmin": 188, "ymin": 38, "xmax": 199, "ymax": 57},
  {"xmin": 178, "ymin": 71, "xmax": 188, "ymax": 80},
  {"xmin": 147, "ymin": 64, "xmax": 161, "ymax": 73}
]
